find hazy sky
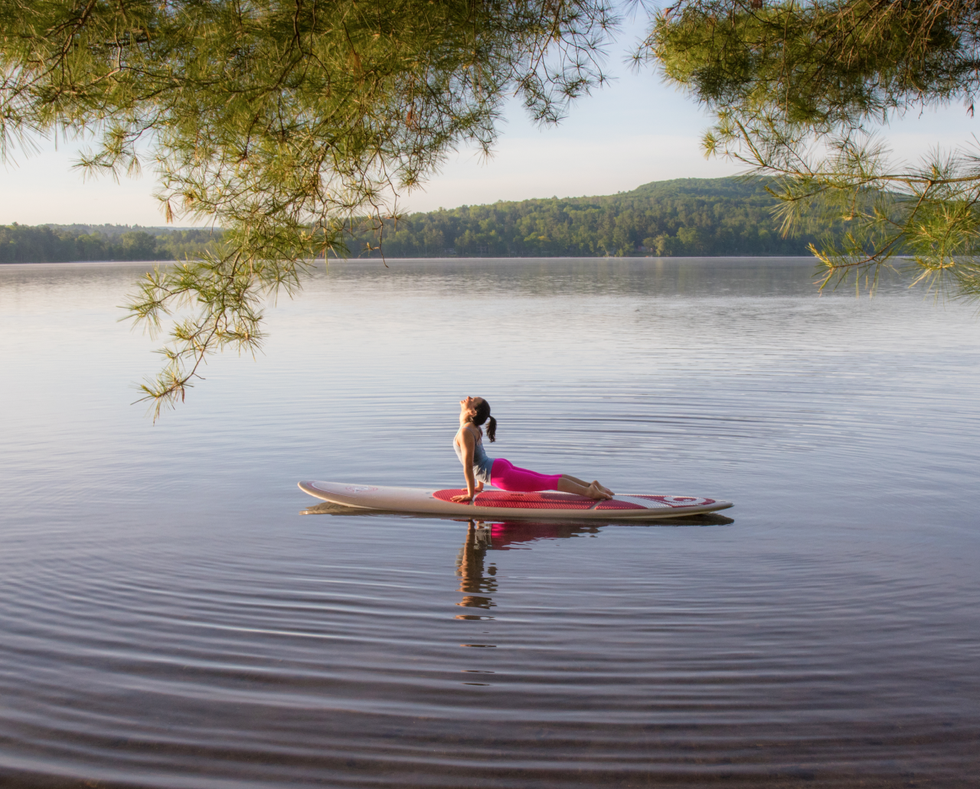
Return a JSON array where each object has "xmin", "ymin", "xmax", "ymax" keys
[{"xmin": 1, "ymin": 15, "xmax": 975, "ymax": 227}]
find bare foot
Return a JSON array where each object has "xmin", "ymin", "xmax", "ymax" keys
[{"xmin": 586, "ymin": 481, "xmax": 613, "ymax": 500}]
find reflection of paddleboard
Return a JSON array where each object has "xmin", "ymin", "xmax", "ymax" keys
[{"xmin": 298, "ymin": 481, "xmax": 733, "ymax": 521}]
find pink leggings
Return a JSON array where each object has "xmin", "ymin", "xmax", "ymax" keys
[{"xmin": 490, "ymin": 459, "xmax": 563, "ymax": 492}]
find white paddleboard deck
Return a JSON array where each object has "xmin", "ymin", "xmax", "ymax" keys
[{"xmin": 298, "ymin": 481, "xmax": 733, "ymax": 521}]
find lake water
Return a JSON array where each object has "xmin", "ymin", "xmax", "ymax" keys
[{"xmin": 0, "ymin": 257, "xmax": 978, "ymax": 788}]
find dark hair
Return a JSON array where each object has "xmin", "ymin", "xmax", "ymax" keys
[{"xmin": 472, "ymin": 398, "xmax": 497, "ymax": 442}]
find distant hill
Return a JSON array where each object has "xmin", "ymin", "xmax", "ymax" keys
[
  {"xmin": 345, "ymin": 176, "xmax": 820, "ymax": 258},
  {"xmin": 2, "ymin": 177, "xmax": 820, "ymax": 263}
]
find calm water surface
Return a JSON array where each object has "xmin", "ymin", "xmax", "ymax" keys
[{"xmin": 0, "ymin": 258, "xmax": 978, "ymax": 788}]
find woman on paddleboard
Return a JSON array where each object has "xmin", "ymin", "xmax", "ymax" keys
[{"xmin": 452, "ymin": 396, "xmax": 614, "ymax": 503}]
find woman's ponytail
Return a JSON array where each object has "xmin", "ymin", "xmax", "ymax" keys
[{"xmin": 472, "ymin": 399, "xmax": 497, "ymax": 442}]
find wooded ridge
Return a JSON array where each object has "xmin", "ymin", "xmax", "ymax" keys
[{"xmin": 348, "ymin": 177, "xmax": 822, "ymax": 258}]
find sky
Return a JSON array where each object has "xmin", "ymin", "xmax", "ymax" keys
[{"xmin": 1, "ymin": 14, "xmax": 976, "ymax": 227}]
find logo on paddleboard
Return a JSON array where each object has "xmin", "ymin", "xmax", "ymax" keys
[
  {"xmin": 344, "ymin": 485, "xmax": 378, "ymax": 493},
  {"xmin": 632, "ymin": 495, "xmax": 711, "ymax": 507}
]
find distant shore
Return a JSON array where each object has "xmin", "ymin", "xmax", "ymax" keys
[{"xmin": 2, "ymin": 176, "xmax": 828, "ymax": 263}]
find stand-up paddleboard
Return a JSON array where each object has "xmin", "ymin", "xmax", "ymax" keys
[{"xmin": 298, "ymin": 481, "xmax": 733, "ymax": 521}]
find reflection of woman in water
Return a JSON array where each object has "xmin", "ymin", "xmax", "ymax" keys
[
  {"xmin": 454, "ymin": 519, "xmax": 601, "ymax": 616},
  {"xmin": 456, "ymin": 521, "xmax": 496, "ymax": 614},
  {"xmin": 452, "ymin": 396, "xmax": 614, "ymax": 504}
]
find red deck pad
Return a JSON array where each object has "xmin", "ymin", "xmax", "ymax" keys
[{"xmin": 433, "ymin": 489, "xmax": 595, "ymax": 510}]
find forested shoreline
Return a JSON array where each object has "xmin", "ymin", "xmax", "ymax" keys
[
  {"xmin": 2, "ymin": 177, "xmax": 824, "ymax": 263},
  {"xmin": 0, "ymin": 224, "xmax": 221, "ymax": 264}
]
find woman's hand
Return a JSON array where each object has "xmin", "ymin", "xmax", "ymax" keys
[{"xmin": 452, "ymin": 483, "xmax": 483, "ymax": 503}]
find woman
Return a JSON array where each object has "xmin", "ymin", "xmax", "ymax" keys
[{"xmin": 452, "ymin": 396, "xmax": 614, "ymax": 503}]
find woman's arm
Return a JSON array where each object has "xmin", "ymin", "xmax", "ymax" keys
[{"xmin": 452, "ymin": 427, "xmax": 482, "ymax": 503}]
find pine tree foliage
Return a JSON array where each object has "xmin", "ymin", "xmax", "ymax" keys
[
  {"xmin": 647, "ymin": 0, "xmax": 980, "ymax": 297},
  {"xmin": 0, "ymin": 0, "xmax": 614, "ymax": 416}
]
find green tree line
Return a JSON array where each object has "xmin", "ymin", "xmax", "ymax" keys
[
  {"xmin": 346, "ymin": 177, "xmax": 825, "ymax": 258},
  {"xmin": 0, "ymin": 225, "xmax": 222, "ymax": 263},
  {"xmin": 3, "ymin": 177, "xmax": 831, "ymax": 264}
]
